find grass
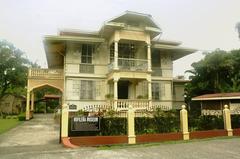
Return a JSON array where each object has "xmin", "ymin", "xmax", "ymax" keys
[
  {"xmin": 97, "ymin": 136, "xmax": 240, "ymax": 150},
  {"xmin": 0, "ymin": 118, "xmax": 23, "ymax": 134}
]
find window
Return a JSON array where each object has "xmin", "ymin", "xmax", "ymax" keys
[
  {"xmin": 110, "ymin": 43, "xmax": 114, "ymax": 63},
  {"xmin": 160, "ymin": 83, "xmax": 165, "ymax": 97},
  {"xmin": 151, "ymin": 50, "xmax": 161, "ymax": 67},
  {"xmin": 80, "ymin": 80, "xmax": 95, "ymax": 99},
  {"xmin": 72, "ymin": 80, "xmax": 80, "ymax": 98},
  {"xmin": 152, "ymin": 83, "xmax": 160, "ymax": 100},
  {"xmin": 81, "ymin": 44, "xmax": 94, "ymax": 64},
  {"xmin": 118, "ymin": 43, "xmax": 135, "ymax": 58}
]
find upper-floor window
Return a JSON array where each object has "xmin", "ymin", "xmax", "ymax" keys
[
  {"xmin": 151, "ymin": 50, "xmax": 161, "ymax": 67},
  {"xmin": 118, "ymin": 43, "xmax": 135, "ymax": 58},
  {"xmin": 109, "ymin": 43, "xmax": 136, "ymax": 63},
  {"xmin": 81, "ymin": 44, "xmax": 94, "ymax": 64}
]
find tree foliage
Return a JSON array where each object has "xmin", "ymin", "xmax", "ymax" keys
[
  {"xmin": 0, "ymin": 40, "xmax": 37, "ymax": 99},
  {"xmin": 185, "ymin": 49, "xmax": 240, "ymax": 102}
]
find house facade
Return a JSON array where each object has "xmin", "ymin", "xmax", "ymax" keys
[{"xmin": 25, "ymin": 11, "xmax": 196, "ymax": 119}]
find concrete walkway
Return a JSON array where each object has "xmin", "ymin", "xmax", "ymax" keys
[
  {"xmin": 0, "ymin": 113, "xmax": 62, "ymax": 157},
  {"xmin": 0, "ymin": 115, "xmax": 240, "ymax": 159}
]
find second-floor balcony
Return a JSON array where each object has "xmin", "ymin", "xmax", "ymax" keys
[
  {"xmin": 28, "ymin": 68, "xmax": 63, "ymax": 79},
  {"xmin": 108, "ymin": 58, "xmax": 148, "ymax": 72}
]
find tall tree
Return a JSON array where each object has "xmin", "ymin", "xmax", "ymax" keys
[
  {"xmin": 0, "ymin": 40, "xmax": 34, "ymax": 100},
  {"xmin": 185, "ymin": 49, "xmax": 240, "ymax": 101}
]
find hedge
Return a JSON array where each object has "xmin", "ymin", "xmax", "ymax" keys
[
  {"xmin": 18, "ymin": 112, "xmax": 26, "ymax": 121},
  {"xmin": 68, "ymin": 109, "xmax": 180, "ymax": 137}
]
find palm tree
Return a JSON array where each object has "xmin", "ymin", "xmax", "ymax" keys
[{"xmin": 236, "ymin": 22, "xmax": 240, "ymax": 39}]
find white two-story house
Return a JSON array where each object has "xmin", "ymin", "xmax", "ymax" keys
[{"xmin": 25, "ymin": 11, "xmax": 196, "ymax": 119}]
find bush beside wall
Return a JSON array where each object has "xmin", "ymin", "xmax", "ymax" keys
[{"xmin": 18, "ymin": 112, "xmax": 26, "ymax": 121}]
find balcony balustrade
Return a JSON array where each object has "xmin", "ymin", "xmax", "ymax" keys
[
  {"xmin": 108, "ymin": 58, "xmax": 148, "ymax": 72},
  {"xmin": 28, "ymin": 68, "xmax": 63, "ymax": 79}
]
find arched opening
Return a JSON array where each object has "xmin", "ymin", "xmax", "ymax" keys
[
  {"xmin": 33, "ymin": 86, "xmax": 62, "ymax": 114},
  {"xmin": 26, "ymin": 84, "xmax": 63, "ymax": 120}
]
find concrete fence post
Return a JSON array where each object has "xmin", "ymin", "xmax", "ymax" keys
[
  {"xmin": 223, "ymin": 105, "xmax": 233, "ymax": 136},
  {"xmin": 61, "ymin": 104, "xmax": 69, "ymax": 138},
  {"xmin": 180, "ymin": 105, "xmax": 189, "ymax": 140},
  {"xmin": 128, "ymin": 105, "xmax": 136, "ymax": 144}
]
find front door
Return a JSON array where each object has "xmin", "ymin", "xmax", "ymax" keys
[{"xmin": 118, "ymin": 81, "xmax": 129, "ymax": 99}]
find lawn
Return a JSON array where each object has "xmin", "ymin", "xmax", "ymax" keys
[{"xmin": 0, "ymin": 118, "xmax": 22, "ymax": 134}]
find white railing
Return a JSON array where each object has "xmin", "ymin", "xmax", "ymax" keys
[
  {"xmin": 116, "ymin": 99, "xmax": 149, "ymax": 111},
  {"xmin": 81, "ymin": 100, "xmax": 175, "ymax": 113},
  {"xmin": 108, "ymin": 58, "xmax": 148, "ymax": 72},
  {"xmin": 29, "ymin": 68, "xmax": 63, "ymax": 79}
]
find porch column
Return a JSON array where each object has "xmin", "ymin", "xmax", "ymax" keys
[
  {"xmin": 113, "ymin": 78, "xmax": 119, "ymax": 110},
  {"xmin": 26, "ymin": 90, "xmax": 30, "ymax": 120},
  {"xmin": 148, "ymin": 80, "xmax": 152, "ymax": 107},
  {"xmin": 147, "ymin": 44, "xmax": 152, "ymax": 72},
  {"xmin": 114, "ymin": 41, "xmax": 119, "ymax": 70},
  {"xmin": 31, "ymin": 91, "xmax": 34, "ymax": 112}
]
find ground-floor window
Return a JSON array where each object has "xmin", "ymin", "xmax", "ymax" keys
[
  {"xmin": 68, "ymin": 79, "xmax": 96, "ymax": 100},
  {"xmin": 80, "ymin": 80, "xmax": 95, "ymax": 99},
  {"xmin": 152, "ymin": 82, "xmax": 166, "ymax": 100},
  {"xmin": 152, "ymin": 83, "xmax": 160, "ymax": 100}
]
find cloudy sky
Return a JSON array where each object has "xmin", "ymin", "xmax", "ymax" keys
[{"xmin": 0, "ymin": 0, "xmax": 239, "ymax": 77}]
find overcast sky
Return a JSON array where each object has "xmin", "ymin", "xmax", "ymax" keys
[{"xmin": 0, "ymin": 0, "xmax": 239, "ymax": 77}]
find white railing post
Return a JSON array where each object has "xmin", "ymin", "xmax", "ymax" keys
[
  {"xmin": 223, "ymin": 105, "xmax": 233, "ymax": 136},
  {"xmin": 128, "ymin": 105, "xmax": 136, "ymax": 144}
]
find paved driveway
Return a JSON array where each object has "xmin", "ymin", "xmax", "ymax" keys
[{"xmin": 0, "ymin": 114, "xmax": 240, "ymax": 159}]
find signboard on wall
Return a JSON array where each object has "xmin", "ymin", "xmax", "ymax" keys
[{"xmin": 71, "ymin": 116, "xmax": 100, "ymax": 131}]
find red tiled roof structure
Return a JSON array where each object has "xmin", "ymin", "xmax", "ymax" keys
[
  {"xmin": 43, "ymin": 94, "xmax": 61, "ymax": 99},
  {"xmin": 192, "ymin": 92, "xmax": 240, "ymax": 101}
]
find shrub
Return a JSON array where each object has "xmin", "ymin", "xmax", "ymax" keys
[
  {"xmin": 18, "ymin": 113, "xmax": 26, "ymax": 121},
  {"xmin": 231, "ymin": 115, "xmax": 240, "ymax": 129},
  {"xmin": 189, "ymin": 115, "xmax": 224, "ymax": 131}
]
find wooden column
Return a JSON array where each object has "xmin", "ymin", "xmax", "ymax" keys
[
  {"xmin": 31, "ymin": 91, "xmax": 34, "ymax": 111},
  {"xmin": 147, "ymin": 44, "xmax": 152, "ymax": 72},
  {"xmin": 114, "ymin": 41, "xmax": 119, "ymax": 70},
  {"xmin": 148, "ymin": 80, "xmax": 152, "ymax": 107}
]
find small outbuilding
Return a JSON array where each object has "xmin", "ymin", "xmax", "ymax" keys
[
  {"xmin": 192, "ymin": 92, "xmax": 240, "ymax": 115},
  {"xmin": 0, "ymin": 94, "xmax": 26, "ymax": 114}
]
